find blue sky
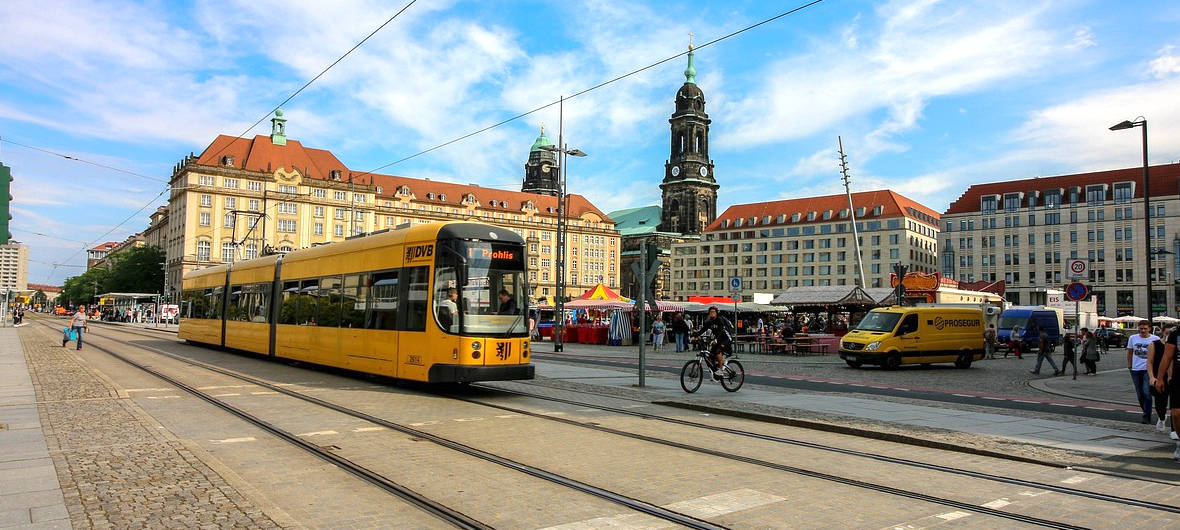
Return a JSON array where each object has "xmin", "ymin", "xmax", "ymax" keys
[{"xmin": 2, "ymin": 0, "xmax": 1180, "ymax": 285}]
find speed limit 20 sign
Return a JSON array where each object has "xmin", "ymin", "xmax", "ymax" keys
[{"xmin": 1066, "ymin": 259, "xmax": 1088, "ymax": 278}]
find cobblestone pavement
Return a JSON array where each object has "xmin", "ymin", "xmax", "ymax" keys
[{"xmin": 19, "ymin": 324, "xmax": 284, "ymax": 530}]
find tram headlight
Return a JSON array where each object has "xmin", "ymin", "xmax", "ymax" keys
[{"xmin": 865, "ymin": 341, "xmax": 881, "ymax": 351}]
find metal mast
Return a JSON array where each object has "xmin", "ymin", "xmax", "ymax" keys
[{"xmin": 839, "ymin": 136, "xmax": 867, "ymax": 289}]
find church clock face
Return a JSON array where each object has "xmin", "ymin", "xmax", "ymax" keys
[
  {"xmin": 541, "ymin": 162, "xmax": 551, "ymax": 173},
  {"xmin": 699, "ymin": 166, "xmax": 708, "ymax": 177},
  {"xmin": 671, "ymin": 165, "xmax": 680, "ymax": 177}
]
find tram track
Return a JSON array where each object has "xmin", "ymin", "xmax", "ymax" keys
[
  {"xmin": 33, "ymin": 319, "xmax": 725, "ymax": 530},
  {"xmin": 43, "ymin": 322, "xmax": 1120, "ymax": 528}
]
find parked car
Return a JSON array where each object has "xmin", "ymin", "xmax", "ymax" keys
[{"xmin": 1095, "ymin": 328, "xmax": 1128, "ymax": 349}]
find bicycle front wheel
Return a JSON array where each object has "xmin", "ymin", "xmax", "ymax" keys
[
  {"xmin": 720, "ymin": 360, "xmax": 745, "ymax": 392},
  {"xmin": 680, "ymin": 360, "xmax": 704, "ymax": 393}
]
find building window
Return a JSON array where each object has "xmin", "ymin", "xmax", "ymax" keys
[
  {"xmin": 313, "ymin": 206, "xmax": 324, "ymax": 217},
  {"xmin": 249, "ymin": 199, "xmax": 260, "ymax": 211},
  {"xmin": 277, "ymin": 219, "xmax": 296, "ymax": 233},
  {"xmin": 223, "ymin": 178, "xmax": 239, "ymax": 189},
  {"xmin": 334, "ymin": 191, "xmax": 347, "ymax": 201},
  {"xmin": 196, "ymin": 240, "xmax": 211, "ymax": 261},
  {"xmin": 200, "ymin": 194, "xmax": 212, "ymax": 207},
  {"xmin": 244, "ymin": 244, "xmax": 257, "ymax": 260},
  {"xmin": 221, "ymin": 242, "xmax": 235, "ymax": 262},
  {"xmin": 1113, "ymin": 182, "xmax": 1133, "ymax": 204},
  {"xmin": 247, "ymin": 181, "xmax": 262, "ymax": 191},
  {"xmin": 333, "ymin": 224, "xmax": 344, "ymax": 237},
  {"xmin": 224, "ymin": 213, "xmax": 235, "ymax": 228},
  {"xmin": 198, "ymin": 175, "xmax": 215, "ymax": 186},
  {"xmin": 314, "ymin": 222, "xmax": 324, "ymax": 236},
  {"xmin": 312, "ymin": 188, "xmax": 326, "ymax": 198},
  {"xmin": 199, "ymin": 212, "xmax": 211, "ymax": 226},
  {"xmin": 354, "ymin": 193, "xmax": 367, "ymax": 203},
  {"xmin": 1086, "ymin": 185, "xmax": 1105, "ymax": 205},
  {"xmin": 225, "ymin": 197, "xmax": 236, "ymax": 209}
]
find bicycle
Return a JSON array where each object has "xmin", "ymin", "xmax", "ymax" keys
[{"xmin": 680, "ymin": 337, "xmax": 745, "ymax": 393}]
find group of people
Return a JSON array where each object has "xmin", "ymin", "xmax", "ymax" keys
[
  {"xmin": 1126, "ymin": 322, "xmax": 1180, "ymax": 457},
  {"xmin": 982, "ymin": 324, "xmax": 1103, "ymax": 378}
]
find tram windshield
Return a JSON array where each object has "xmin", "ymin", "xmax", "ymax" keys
[{"xmin": 435, "ymin": 240, "xmax": 528, "ymax": 336}]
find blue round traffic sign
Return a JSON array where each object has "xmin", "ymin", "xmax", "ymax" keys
[{"xmin": 1065, "ymin": 281, "xmax": 1089, "ymax": 301}]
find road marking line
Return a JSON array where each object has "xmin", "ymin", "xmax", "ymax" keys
[
  {"xmin": 145, "ymin": 395, "xmax": 181, "ymax": 400},
  {"xmin": 1019, "ymin": 491, "xmax": 1048, "ymax": 497},
  {"xmin": 196, "ymin": 385, "xmax": 253, "ymax": 390},
  {"xmin": 250, "ymin": 391, "xmax": 278, "ymax": 395},
  {"xmin": 212, "ymin": 393, "xmax": 241, "ymax": 397},
  {"xmin": 935, "ymin": 511, "xmax": 971, "ymax": 521},
  {"xmin": 540, "ymin": 411, "xmax": 567, "ymax": 416},
  {"xmin": 1061, "ymin": 476, "xmax": 1089, "ymax": 484},
  {"xmin": 1055, "ymin": 403, "xmax": 1077, "ymax": 407},
  {"xmin": 353, "ymin": 427, "xmax": 387, "ymax": 433},
  {"xmin": 893, "ymin": 388, "xmax": 910, "ymax": 392},
  {"xmin": 409, "ymin": 421, "xmax": 440, "ymax": 426},
  {"xmin": 1014, "ymin": 400, "xmax": 1039, "ymax": 404},
  {"xmin": 494, "ymin": 414, "xmax": 522, "ymax": 419},
  {"xmin": 297, "ymin": 430, "xmax": 338, "ymax": 437},
  {"xmin": 211, "ymin": 437, "xmax": 256, "ymax": 444},
  {"xmin": 981, "ymin": 498, "xmax": 1011, "ymax": 509},
  {"xmin": 952, "ymin": 394, "xmax": 973, "ymax": 397},
  {"xmin": 575, "ymin": 408, "xmax": 600, "ymax": 412},
  {"xmin": 541, "ymin": 489, "xmax": 784, "ymax": 529},
  {"xmin": 453, "ymin": 417, "xmax": 484, "ymax": 422},
  {"xmin": 1084, "ymin": 406, "xmax": 1114, "ymax": 411},
  {"xmin": 982, "ymin": 396, "xmax": 1004, "ymax": 400},
  {"xmin": 125, "ymin": 387, "xmax": 174, "ymax": 392}
]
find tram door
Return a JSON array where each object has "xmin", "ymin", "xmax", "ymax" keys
[{"xmin": 397, "ymin": 267, "xmax": 432, "ymax": 380}]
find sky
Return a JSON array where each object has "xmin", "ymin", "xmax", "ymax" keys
[{"xmin": 2, "ymin": 0, "xmax": 1180, "ymax": 286}]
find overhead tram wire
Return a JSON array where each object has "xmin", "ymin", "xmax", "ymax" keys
[
  {"xmin": 353, "ymin": 0, "xmax": 827, "ymax": 178},
  {"xmin": 0, "ymin": 137, "xmax": 168, "ymax": 184},
  {"xmin": 202, "ymin": 0, "xmax": 418, "ymax": 165}
]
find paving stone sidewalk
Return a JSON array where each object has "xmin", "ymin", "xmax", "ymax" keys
[{"xmin": 14, "ymin": 324, "xmax": 285, "ymax": 529}]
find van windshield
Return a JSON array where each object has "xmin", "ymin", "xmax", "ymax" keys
[
  {"xmin": 997, "ymin": 316, "xmax": 1028, "ymax": 330},
  {"xmin": 855, "ymin": 312, "xmax": 902, "ymax": 332}
]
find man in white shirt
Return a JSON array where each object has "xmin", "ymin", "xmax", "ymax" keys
[{"xmin": 1126, "ymin": 322, "xmax": 1158, "ymax": 424}]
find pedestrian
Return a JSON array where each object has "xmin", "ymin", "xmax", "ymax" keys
[
  {"xmin": 1126, "ymin": 322, "xmax": 1159, "ymax": 424},
  {"xmin": 651, "ymin": 315, "xmax": 666, "ymax": 351},
  {"xmin": 1030, "ymin": 324, "xmax": 1061, "ymax": 375},
  {"xmin": 1008, "ymin": 325, "xmax": 1024, "ymax": 359},
  {"xmin": 1061, "ymin": 332, "xmax": 1078, "ymax": 379},
  {"xmin": 1156, "ymin": 321, "xmax": 1180, "ymax": 455},
  {"xmin": 672, "ymin": 312, "xmax": 690, "ymax": 352},
  {"xmin": 1147, "ymin": 324, "xmax": 1173, "ymax": 432},
  {"xmin": 1080, "ymin": 328, "xmax": 1100, "ymax": 375},
  {"xmin": 983, "ymin": 324, "xmax": 997, "ymax": 359},
  {"xmin": 68, "ymin": 305, "xmax": 89, "ymax": 351}
]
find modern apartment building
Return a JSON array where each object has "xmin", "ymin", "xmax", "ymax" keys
[
  {"xmin": 941, "ymin": 163, "xmax": 1180, "ymax": 317},
  {"xmin": 0, "ymin": 241, "xmax": 28, "ymax": 292},
  {"xmin": 669, "ymin": 190, "xmax": 940, "ymax": 301},
  {"xmin": 161, "ymin": 112, "xmax": 619, "ymax": 303}
]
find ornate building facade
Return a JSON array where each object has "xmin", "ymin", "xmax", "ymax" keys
[
  {"xmin": 659, "ymin": 45, "xmax": 718, "ymax": 236},
  {"xmin": 160, "ymin": 112, "xmax": 619, "ymax": 304}
]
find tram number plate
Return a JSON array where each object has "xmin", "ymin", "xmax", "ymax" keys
[{"xmin": 495, "ymin": 342, "xmax": 512, "ymax": 360}]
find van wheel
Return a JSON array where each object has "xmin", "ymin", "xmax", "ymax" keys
[
  {"xmin": 955, "ymin": 353, "xmax": 973, "ymax": 369},
  {"xmin": 883, "ymin": 354, "xmax": 901, "ymax": 370},
  {"xmin": 845, "ymin": 360, "xmax": 862, "ymax": 368}
]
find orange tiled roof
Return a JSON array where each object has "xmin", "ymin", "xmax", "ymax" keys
[
  {"xmin": 26, "ymin": 283, "xmax": 61, "ymax": 292},
  {"xmin": 89, "ymin": 241, "xmax": 118, "ymax": 252},
  {"xmin": 705, "ymin": 190, "xmax": 940, "ymax": 232},
  {"xmin": 945, "ymin": 163, "xmax": 1180, "ymax": 215},
  {"xmin": 193, "ymin": 135, "xmax": 612, "ymax": 223}
]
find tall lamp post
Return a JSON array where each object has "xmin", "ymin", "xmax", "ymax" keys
[
  {"xmin": 540, "ymin": 97, "xmax": 586, "ymax": 352},
  {"xmin": 1109, "ymin": 117, "xmax": 1152, "ymax": 326}
]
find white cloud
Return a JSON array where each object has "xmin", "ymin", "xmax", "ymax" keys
[
  {"xmin": 1068, "ymin": 26, "xmax": 1096, "ymax": 50},
  {"xmin": 1149, "ymin": 45, "xmax": 1180, "ymax": 79}
]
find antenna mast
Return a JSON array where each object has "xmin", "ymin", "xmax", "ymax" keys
[{"xmin": 839, "ymin": 136, "xmax": 868, "ymax": 289}]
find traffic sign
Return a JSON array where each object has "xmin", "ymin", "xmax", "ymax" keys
[
  {"xmin": 729, "ymin": 277, "xmax": 742, "ymax": 292},
  {"xmin": 1065, "ymin": 281, "xmax": 1090, "ymax": 302},
  {"xmin": 1066, "ymin": 259, "xmax": 1088, "ymax": 279}
]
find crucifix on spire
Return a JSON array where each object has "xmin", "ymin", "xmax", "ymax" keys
[{"xmin": 688, "ymin": 31, "xmax": 694, "ymax": 50}]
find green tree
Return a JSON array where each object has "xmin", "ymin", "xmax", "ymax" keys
[
  {"xmin": 106, "ymin": 246, "xmax": 165, "ymax": 294},
  {"xmin": 60, "ymin": 267, "xmax": 111, "ymax": 307}
]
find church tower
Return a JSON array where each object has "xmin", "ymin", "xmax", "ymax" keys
[
  {"xmin": 522, "ymin": 126, "xmax": 560, "ymax": 196},
  {"xmin": 659, "ymin": 43, "xmax": 718, "ymax": 235}
]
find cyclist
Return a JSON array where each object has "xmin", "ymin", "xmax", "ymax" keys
[{"xmin": 693, "ymin": 306, "xmax": 735, "ymax": 378}]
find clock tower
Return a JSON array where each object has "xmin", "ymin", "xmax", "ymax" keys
[
  {"xmin": 660, "ymin": 43, "xmax": 718, "ymax": 235},
  {"xmin": 522, "ymin": 126, "xmax": 560, "ymax": 197}
]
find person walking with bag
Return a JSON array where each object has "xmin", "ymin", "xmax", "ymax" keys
[
  {"xmin": 983, "ymin": 324, "xmax": 997, "ymax": 359},
  {"xmin": 68, "ymin": 305, "xmax": 89, "ymax": 351},
  {"xmin": 1080, "ymin": 328, "xmax": 1100, "ymax": 375},
  {"xmin": 1147, "ymin": 324, "xmax": 1173, "ymax": 432},
  {"xmin": 651, "ymin": 315, "xmax": 666, "ymax": 352}
]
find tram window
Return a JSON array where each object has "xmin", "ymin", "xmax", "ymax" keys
[
  {"xmin": 298, "ymin": 280, "xmax": 319, "ymax": 325},
  {"xmin": 341, "ymin": 274, "xmax": 367, "ymax": 328},
  {"xmin": 279, "ymin": 281, "xmax": 300, "ymax": 325},
  {"xmin": 207, "ymin": 287, "xmax": 224, "ymax": 320},
  {"xmin": 434, "ymin": 266, "xmax": 458, "ymax": 333},
  {"xmin": 243, "ymin": 283, "xmax": 269, "ymax": 323},
  {"xmin": 227, "ymin": 286, "xmax": 245, "ymax": 321},
  {"xmin": 316, "ymin": 276, "xmax": 342, "ymax": 327},
  {"xmin": 368, "ymin": 270, "xmax": 399, "ymax": 330},
  {"xmin": 402, "ymin": 266, "xmax": 429, "ymax": 332},
  {"xmin": 183, "ymin": 289, "xmax": 206, "ymax": 319}
]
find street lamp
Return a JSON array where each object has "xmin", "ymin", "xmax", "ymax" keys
[
  {"xmin": 1109, "ymin": 117, "xmax": 1152, "ymax": 325},
  {"xmin": 540, "ymin": 117, "xmax": 587, "ymax": 353}
]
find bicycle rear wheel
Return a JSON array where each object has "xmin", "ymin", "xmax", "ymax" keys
[
  {"xmin": 680, "ymin": 360, "xmax": 703, "ymax": 393},
  {"xmin": 719, "ymin": 360, "xmax": 745, "ymax": 392}
]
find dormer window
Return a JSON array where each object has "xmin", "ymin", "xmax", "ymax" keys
[
  {"xmin": 329, "ymin": 170, "xmax": 342, "ymax": 181},
  {"xmin": 427, "ymin": 192, "xmax": 435, "ymax": 200},
  {"xmin": 748, "ymin": 216, "xmax": 757, "ymax": 226},
  {"xmin": 221, "ymin": 155, "xmax": 234, "ymax": 167},
  {"xmin": 721, "ymin": 219, "xmax": 730, "ymax": 228},
  {"xmin": 856, "ymin": 207, "xmax": 866, "ymax": 217},
  {"xmin": 399, "ymin": 186, "xmax": 411, "ymax": 196},
  {"xmin": 872, "ymin": 205, "xmax": 883, "ymax": 216},
  {"xmin": 838, "ymin": 209, "xmax": 849, "ymax": 218},
  {"xmin": 822, "ymin": 209, "xmax": 833, "ymax": 220},
  {"xmin": 375, "ymin": 186, "xmax": 383, "ymax": 194},
  {"xmin": 776, "ymin": 214, "xmax": 786, "ymax": 223},
  {"xmin": 440, "ymin": 194, "xmax": 447, "ymax": 201},
  {"xmin": 735, "ymin": 218, "xmax": 744, "ymax": 227},
  {"xmin": 790, "ymin": 213, "xmax": 801, "ymax": 222},
  {"xmin": 806, "ymin": 211, "xmax": 816, "ymax": 221}
]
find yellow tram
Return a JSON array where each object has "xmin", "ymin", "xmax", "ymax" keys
[{"xmin": 179, "ymin": 221, "xmax": 534, "ymax": 383}]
